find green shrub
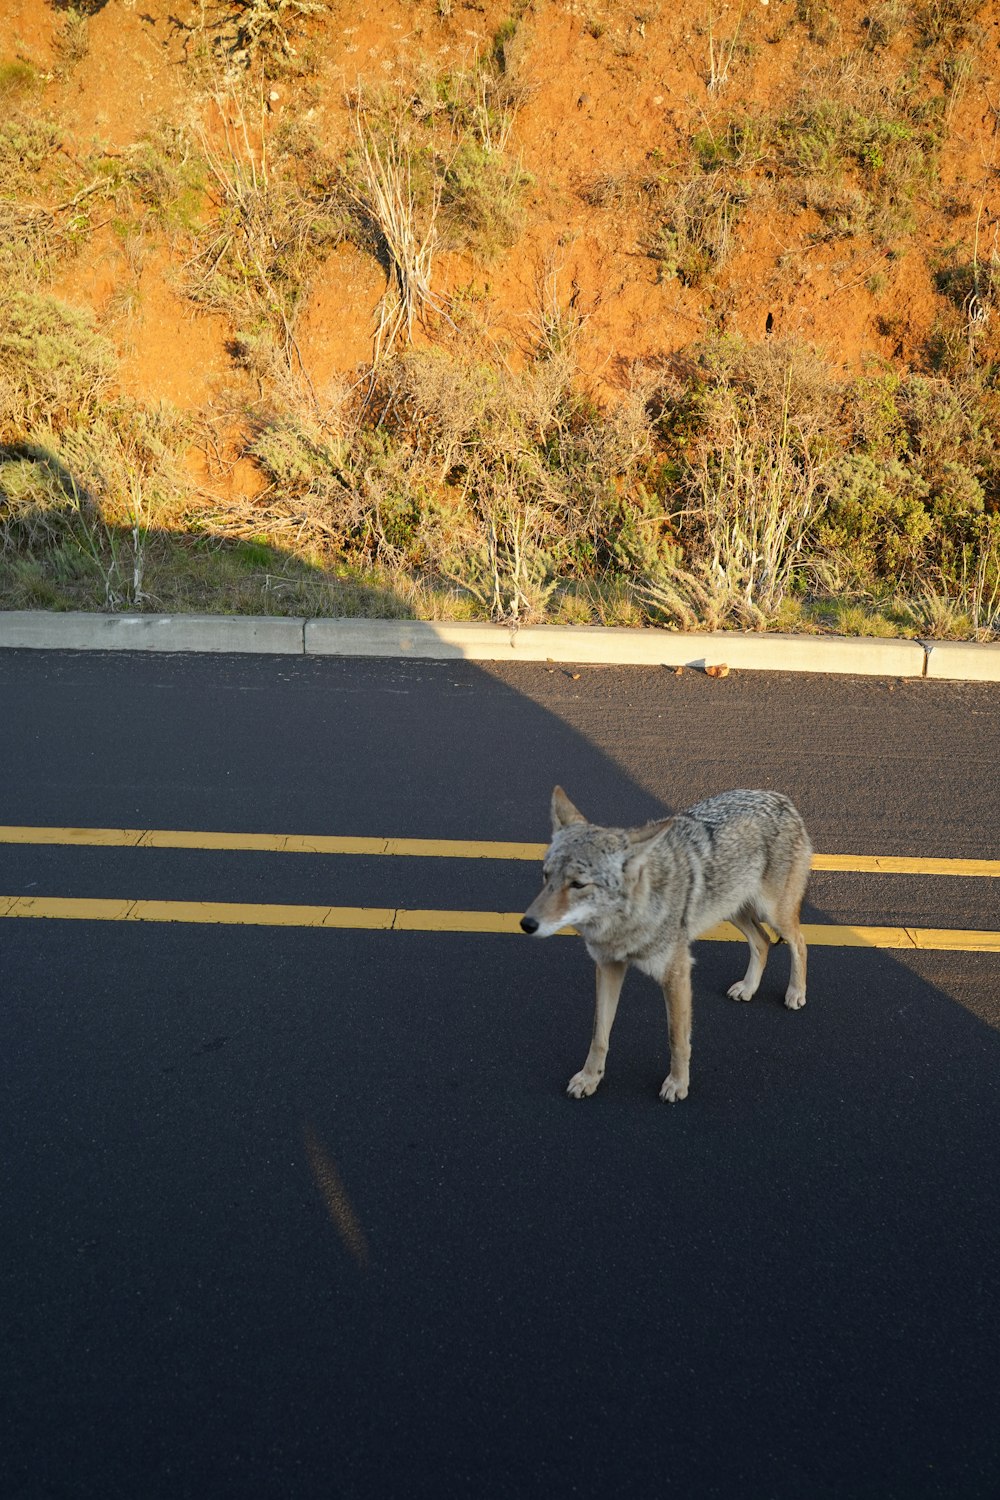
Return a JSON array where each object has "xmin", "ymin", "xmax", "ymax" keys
[
  {"xmin": 0, "ymin": 61, "xmax": 41, "ymax": 102},
  {"xmin": 0, "ymin": 115, "xmax": 61, "ymax": 192},
  {"xmin": 440, "ymin": 141, "xmax": 530, "ymax": 256},
  {"xmin": 0, "ymin": 293, "xmax": 116, "ymax": 437},
  {"xmin": 816, "ymin": 454, "xmax": 933, "ymax": 584}
]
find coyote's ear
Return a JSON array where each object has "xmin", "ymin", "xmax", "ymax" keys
[
  {"xmin": 551, "ymin": 786, "xmax": 586, "ymax": 832},
  {"xmin": 623, "ymin": 818, "xmax": 673, "ymax": 884},
  {"xmin": 626, "ymin": 817, "xmax": 673, "ymax": 848}
]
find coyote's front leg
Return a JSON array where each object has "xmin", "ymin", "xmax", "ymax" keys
[
  {"xmin": 567, "ymin": 960, "xmax": 627, "ymax": 1098},
  {"xmin": 660, "ymin": 945, "xmax": 692, "ymax": 1102}
]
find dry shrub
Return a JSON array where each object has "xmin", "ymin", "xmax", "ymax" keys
[
  {"xmin": 207, "ymin": 0, "xmax": 327, "ymax": 72},
  {"xmin": 186, "ymin": 89, "xmax": 345, "ymax": 382},
  {"xmin": 644, "ymin": 341, "xmax": 840, "ymax": 627},
  {"xmin": 377, "ymin": 350, "xmax": 570, "ymax": 618},
  {"xmin": 243, "ymin": 342, "xmax": 663, "ymax": 622},
  {"xmin": 1, "ymin": 400, "xmax": 188, "ymax": 610},
  {"xmin": 0, "ymin": 114, "xmax": 61, "ymax": 194},
  {"xmin": 342, "ymin": 44, "xmax": 532, "ymax": 366},
  {"xmin": 376, "ymin": 347, "xmax": 663, "ymax": 620},
  {"xmin": 912, "ymin": 0, "xmax": 981, "ymax": 46},
  {"xmin": 646, "ymin": 175, "xmax": 748, "ymax": 286},
  {"xmin": 0, "ymin": 451, "xmax": 95, "ymax": 566},
  {"xmin": 0, "ymin": 285, "xmax": 188, "ymax": 610},
  {"xmin": 345, "ymin": 113, "xmax": 444, "ymax": 368},
  {"xmin": 0, "ymin": 202, "xmax": 56, "ymax": 286}
]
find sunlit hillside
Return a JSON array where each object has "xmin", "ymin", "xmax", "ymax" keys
[{"xmin": 1, "ymin": 0, "xmax": 998, "ymax": 635}]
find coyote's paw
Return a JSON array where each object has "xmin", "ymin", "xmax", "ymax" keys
[
  {"xmin": 659, "ymin": 1074, "xmax": 689, "ymax": 1103},
  {"xmin": 727, "ymin": 980, "xmax": 756, "ymax": 1002},
  {"xmin": 784, "ymin": 987, "xmax": 806, "ymax": 1010},
  {"xmin": 567, "ymin": 1069, "xmax": 602, "ymax": 1099}
]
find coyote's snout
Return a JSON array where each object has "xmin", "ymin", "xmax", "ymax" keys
[{"xmin": 522, "ymin": 786, "xmax": 812, "ymax": 1103}]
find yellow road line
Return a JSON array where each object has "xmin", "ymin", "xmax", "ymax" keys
[
  {"xmin": 0, "ymin": 826, "xmax": 544, "ymax": 860},
  {"xmin": 808, "ymin": 854, "xmax": 1000, "ymax": 876},
  {"xmin": 1, "ymin": 895, "xmax": 998, "ymax": 951},
  {"xmin": 1, "ymin": 825, "xmax": 998, "ymax": 876},
  {"xmin": 0, "ymin": 896, "xmax": 394, "ymax": 928}
]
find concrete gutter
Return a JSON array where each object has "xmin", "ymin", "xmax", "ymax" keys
[{"xmin": 1, "ymin": 610, "xmax": 999, "ymax": 680}]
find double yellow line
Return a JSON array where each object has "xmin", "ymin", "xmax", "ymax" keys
[
  {"xmin": 2, "ymin": 824, "xmax": 999, "ymax": 877},
  {"xmin": 1, "ymin": 825, "xmax": 998, "ymax": 953},
  {"xmin": 0, "ymin": 825, "xmax": 544, "ymax": 862},
  {"xmin": 0, "ymin": 894, "xmax": 997, "ymax": 951}
]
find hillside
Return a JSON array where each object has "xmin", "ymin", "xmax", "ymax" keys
[{"xmin": 1, "ymin": 0, "xmax": 998, "ymax": 636}]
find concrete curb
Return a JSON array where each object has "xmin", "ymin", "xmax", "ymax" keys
[
  {"xmin": 303, "ymin": 618, "xmax": 929, "ymax": 676},
  {"xmin": 924, "ymin": 639, "xmax": 1000, "ymax": 682},
  {"xmin": 0, "ymin": 611, "xmax": 303, "ymax": 655},
  {"xmin": 1, "ymin": 610, "xmax": 999, "ymax": 680}
]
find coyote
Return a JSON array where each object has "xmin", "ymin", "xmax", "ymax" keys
[{"xmin": 520, "ymin": 787, "xmax": 811, "ymax": 1103}]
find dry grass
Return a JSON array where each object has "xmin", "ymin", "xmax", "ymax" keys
[
  {"xmin": 345, "ymin": 108, "xmax": 447, "ymax": 369},
  {"xmin": 705, "ymin": 5, "xmax": 746, "ymax": 94},
  {"xmin": 184, "ymin": 86, "xmax": 343, "ymax": 395},
  {"xmin": 646, "ymin": 173, "xmax": 748, "ymax": 286}
]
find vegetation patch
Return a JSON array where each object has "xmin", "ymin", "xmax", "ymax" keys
[
  {"xmin": 646, "ymin": 174, "xmax": 749, "ymax": 287},
  {"xmin": 0, "ymin": 292, "xmax": 116, "ymax": 436}
]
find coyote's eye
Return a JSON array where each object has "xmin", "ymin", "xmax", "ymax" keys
[{"xmin": 568, "ymin": 879, "xmax": 588, "ymax": 890}]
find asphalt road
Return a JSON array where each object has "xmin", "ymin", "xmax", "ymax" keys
[{"xmin": 2, "ymin": 650, "xmax": 999, "ymax": 1500}]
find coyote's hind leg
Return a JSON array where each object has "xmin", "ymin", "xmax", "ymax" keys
[
  {"xmin": 776, "ymin": 909, "xmax": 807, "ymax": 1009},
  {"xmin": 726, "ymin": 906, "xmax": 771, "ymax": 1002},
  {"xmin": 772, "ymin": 862, "xmax": 809, "ymax": 1009}
]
